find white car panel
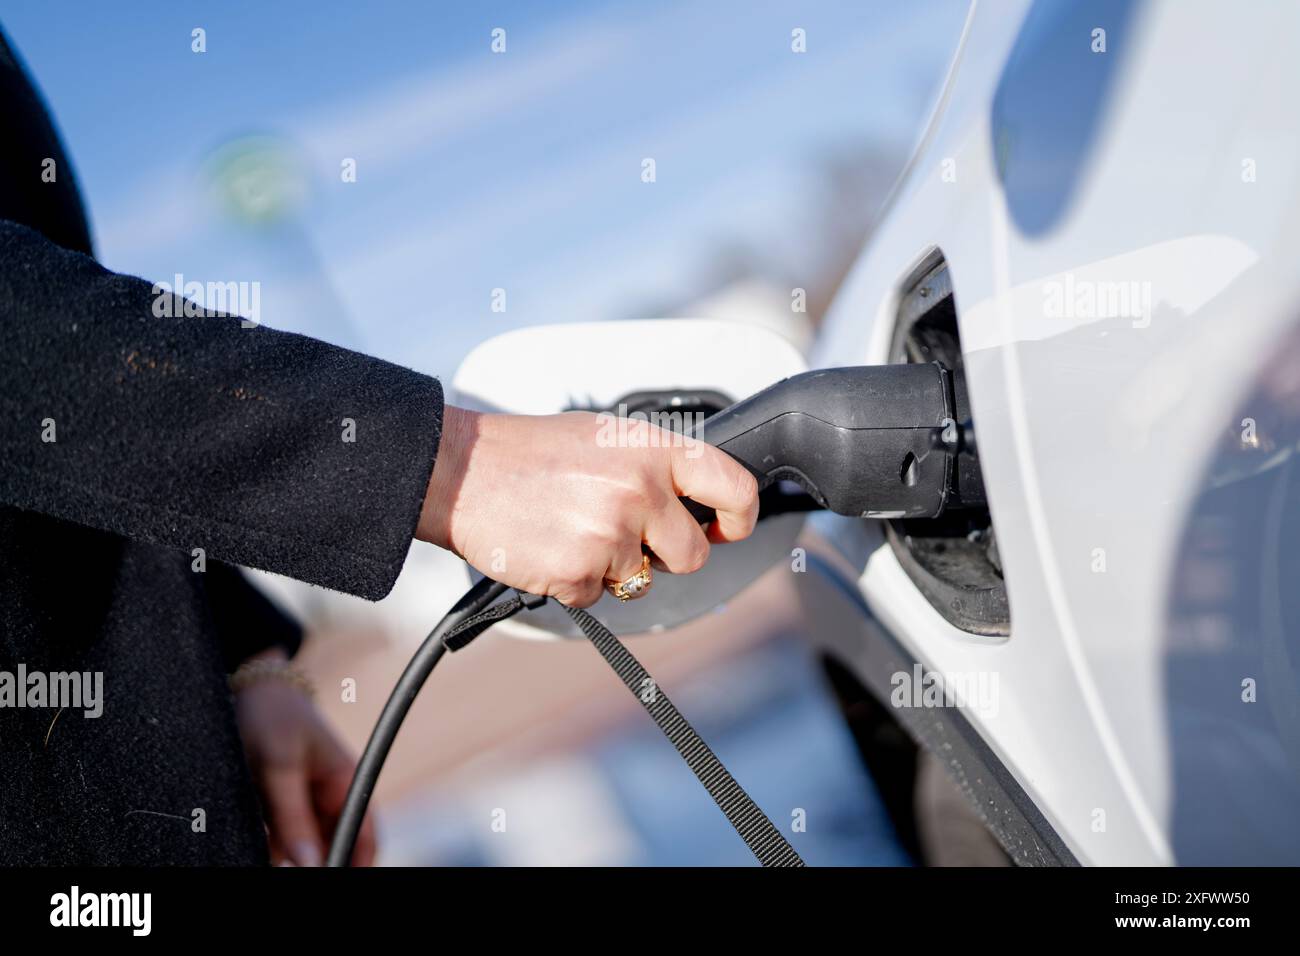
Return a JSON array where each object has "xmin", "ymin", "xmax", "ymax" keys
[{"xmin": 813, "ymin": 0, "xmax": 1300, "ymax": 864}]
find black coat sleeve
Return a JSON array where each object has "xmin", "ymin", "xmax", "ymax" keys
[
  {"xmin": 0, "ymin": 218, "xmax": 445, "ymax": 601},
  {"xmin": 205, "ymin": 561, "xmax": 305, "ymax": 669}
]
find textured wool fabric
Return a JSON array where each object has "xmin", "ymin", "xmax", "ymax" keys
[
  {"xmin": 0, "ymin": 220, "xmax": 446, "ymax": 602},
  {"xmin": 0, "ymin": 25, "xmax": 446, "ymax": 864}
]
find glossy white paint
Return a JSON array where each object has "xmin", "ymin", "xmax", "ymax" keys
[{"xmin": 811, "ymin": 0, "xmax": 1300, "ymax": 864}]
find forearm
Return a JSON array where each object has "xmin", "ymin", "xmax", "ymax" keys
[{"xmin": 0, "ymin": 219, "xmax": 444, "ymax": 600}]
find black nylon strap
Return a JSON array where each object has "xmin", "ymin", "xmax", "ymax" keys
[
  {"xmin": 564, "ymin": 605, "xmax": 805, "ymax": 868},
  {"xmin": 441, "ymin": 589, "xmax": 805, "ymax": 866}
]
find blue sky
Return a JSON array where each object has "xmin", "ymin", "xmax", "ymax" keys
[{"xmin": 4, "ymin": 0, "xmax": 968, "ymax": 377}]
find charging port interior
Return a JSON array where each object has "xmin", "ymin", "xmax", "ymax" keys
[{"xmin": 886, "ymin": 256, "xmax": 1010, "ymax": 636}]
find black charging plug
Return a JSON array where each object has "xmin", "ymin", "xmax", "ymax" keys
[{"xmin": 683, "ymin": 362, "xmax": 982, "ymax": 522}]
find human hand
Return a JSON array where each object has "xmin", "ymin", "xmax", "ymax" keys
[
  {"xmin": 417, "ymin": 406, "xmax": 759, "ymax": 607},
  {"xmin": 233, "ymin": 649, "xmax": 376, "ymax": 867}
]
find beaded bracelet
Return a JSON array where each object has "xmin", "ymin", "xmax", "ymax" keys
[{"xmin": 229, "ymin": 658, "xmax": 316, "ymax": 699}]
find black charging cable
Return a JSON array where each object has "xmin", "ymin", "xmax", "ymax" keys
[
  {"xmin": 327, "ymin": 580, "xmax": 804, "ymax": 868},
  {"xmin": 325, "ymin": 576, "xmax": 507, "ymax": 868}
]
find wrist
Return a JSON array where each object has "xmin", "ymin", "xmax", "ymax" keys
[
  {"xmin": 418, "ymin": 404, "xmax": 480, "ymax": 551},
  {"xmin": 230, "ymin": 652, "xmax": 315, "ymax": 698}
]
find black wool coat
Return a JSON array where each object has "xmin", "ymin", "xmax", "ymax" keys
[{"xmin": 0, "ymin": 26, "xmax": 445, "ymax": 864}]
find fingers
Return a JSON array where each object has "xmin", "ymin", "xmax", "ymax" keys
[
  {"xmin": 553, "ymin": 574, "xmax": 605, "ymax": 609},
  {"xmin": 606, "ymin": 541, "xmax": 647, "ymax": 585},
  {"xmin": 645, "ymin": 500, "xmax": 711, "ymax": 574},
  {"xmin": 262, "ymin": 765, "xmax": 324, "ymax": 867},
  {"xmin": 313, "ymin": 766, "xmax": 377, "ymax": 867},
  {"xmin": 705, "ymin": 517, "xmax": 743, "ymax": 545},
  {"xmin": 669, "ymin": 444, "xmax": 759, "ymax": 544},
  {"xmin": 554, "ymin": 538, "xmax": 646, "ymax": 608}
]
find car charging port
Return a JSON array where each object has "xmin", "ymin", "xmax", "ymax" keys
[{"xmin": 886, "ymin": 256, "xmax": 1010, "ymax": 636}]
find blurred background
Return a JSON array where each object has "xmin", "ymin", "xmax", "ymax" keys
[{"xmin": 4, "ymin": 0, "xmax": 971, "ymax": 864}]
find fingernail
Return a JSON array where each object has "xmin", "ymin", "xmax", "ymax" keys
[{"xmin": 293, "ymin": 840, "xmax": 321, "ymax": 867}]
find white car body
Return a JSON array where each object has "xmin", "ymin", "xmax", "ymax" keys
[{"xmin": 805, "ymin": 0, "xmax": 1300, "ymax": 865}]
